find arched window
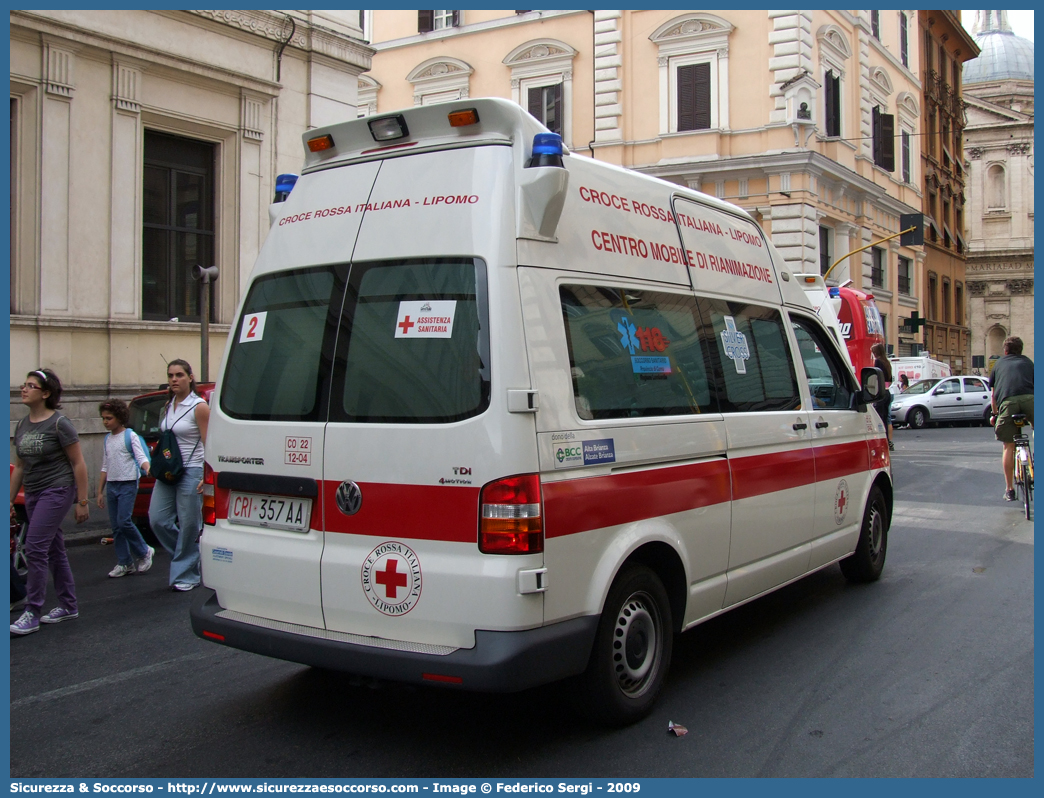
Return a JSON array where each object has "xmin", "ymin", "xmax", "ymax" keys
[{"xmin": 987, "ymin": 164, "xmax": 1007, "ymax": 210}]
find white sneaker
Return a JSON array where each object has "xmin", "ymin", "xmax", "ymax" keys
[
  {"xmin": 108, "ymin": 563, "xmax": 137, "ymax": 578},
  {"xmin": 136, "ymin": 546, "xmax": 155, "ymax": 574}
]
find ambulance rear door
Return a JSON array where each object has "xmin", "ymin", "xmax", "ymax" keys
[
  {"xmin": 205, "ymin": 161, "xmax": 382, "ymax": 629},
  {"xmin": 316, "ymin": 145, "xmax": 543, "ymax": 651}
]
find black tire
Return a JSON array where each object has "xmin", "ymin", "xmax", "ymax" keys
[
  {"xmin": 840, "ymin": 486, "xmax": 888, "ymax": 583},
  {"xmin": 575, "ymin": 564, "xmax": 673, "ymax": 726},
  {"xmin": 909, "ymin": 407, "xmax": 928, "ymax": 429},
  {"xmin": 982, "ymin": 408, "xmax": 993, "ymax": 427}
]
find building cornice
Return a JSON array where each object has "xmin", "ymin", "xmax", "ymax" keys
[
  {"xmin": 9, "ymin": 315, "xmax": 233, "ymax": 335},
  {"xmin": 637, "ymin": 150, "xmax": 920, "ymax": 218},
  {"xmin": 188, "ymin": 10, "xmax": 373, "ymax": 71},
  {"xmin": 371, "ymin": 10, "xmax": 587, "ymax": 52},
  {"xmin": 10, "ymin": 10, "xmax": 284, "ymax": 95}
]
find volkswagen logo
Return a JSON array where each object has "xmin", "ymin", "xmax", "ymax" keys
[{"xmin": 335, "ymin": 480, "xmax": 363, "ymax": 516}]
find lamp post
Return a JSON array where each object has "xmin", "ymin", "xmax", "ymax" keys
[{"xmin": 192, "ymin": 265, "xmax": 219, "ymax": 382}]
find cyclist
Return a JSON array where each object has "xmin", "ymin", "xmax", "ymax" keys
[{"xmin": 989, "ymin": 336, "xmax": 1034, "ymax": 501}]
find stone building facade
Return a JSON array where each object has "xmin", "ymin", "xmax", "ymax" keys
[
  {"xmin": 914, "ymin": 12, "xmax": 978, "ymax": 370},
  {"xmin": 961, "ymin": 11, "xmax": 1034, "ymax": 370},
  {"xmin": 362, "ymin": 10, "xmax": 924, "ymax": 359},
  {"xmin": 9, "ymin": 10, "xmax": 371, "ymax": 491}
]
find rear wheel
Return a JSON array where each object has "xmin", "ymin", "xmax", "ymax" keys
[
  {"xmin": 909, "ymin": 407, "xmax": 928, "ymax": 429},
  {"xmin": 575, "ymin": 565, "xmax": 673, "ymax": 726},
  {"xmin": 840, "ymin": 486, "xmax": 888, "ymax": 583},
  {"xmin": 1018, "ymin": 447, "xmax": 1032, "ymax": 520},
  {"xmin": 982, "ymin": 408, "xmax": 993, "ymax": 427}
]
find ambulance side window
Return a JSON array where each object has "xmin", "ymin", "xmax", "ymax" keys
[
  {"xmin": 334, "ymin": 257, "xmax": 490, "ymax": 424},
  {"xmin": 221, "ymin": 266, "xmax": 343, "ymax": 421},
  {"xmin": 697, "ymin": 298, "xmax": 800, "ymax": 413},
  {"xmin": 790, "ymin": 315, "xmax": 856, "ymax": 410},
  {"xmin": 560, "ymin": 285, "xmax": 715, "ymax": 420}
]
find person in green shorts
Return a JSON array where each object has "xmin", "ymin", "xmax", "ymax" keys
[{"xmin": 989, "ymin": 336, "xmax": 1034, "ymax": 501}]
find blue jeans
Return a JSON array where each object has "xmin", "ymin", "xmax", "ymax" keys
[
  {"xmin": 148, "ymin": 466, "xmax": 203, "ymax": 587},
  {"xmin": 106, "ymin": 480, "xmax": 150, "ymax": 566}
]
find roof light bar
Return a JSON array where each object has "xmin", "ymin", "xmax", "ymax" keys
[
  {"xmin": 307, "ymin": 135, "xmax": 335, "ymax": 153},
  {"xmin": 447, "ymin": 108, "xmax": 480, "ymax": 127},
  {"xmin": 368, "ymin": 114, "xmax": 409, "ymax": 142}
]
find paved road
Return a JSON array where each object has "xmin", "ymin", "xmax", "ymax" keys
[{"xmin": 10, "ymin": 425, "xmax": 1033, "ymax": 778}]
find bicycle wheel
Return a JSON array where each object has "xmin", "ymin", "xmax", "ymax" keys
[{"xmin": 1023, "ymin": 452, "xmax": 1033, "ymax": 521}]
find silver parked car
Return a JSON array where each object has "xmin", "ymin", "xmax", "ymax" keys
[{"xmin": 891, "ymin": 376, "xmax": 993, "ymax": 429}]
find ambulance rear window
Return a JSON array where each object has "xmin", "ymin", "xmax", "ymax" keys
[
  {"xmin": 560, "ymin": 285, "xmax": 715, "ymax": 419},
  {"xmin": 334, "ymin": 258, "xmax": 490, "ymax": 423},
  {"xmin": 221, "ymin": 266, "xmax": 340, "ymax": 421}
]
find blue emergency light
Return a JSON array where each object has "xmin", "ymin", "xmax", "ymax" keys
[
  {"xmin": 274, "ymin": 174, "xmax": 298, "ymax": 203},
  {"xmin": 526, "ymin": 133, "xmax": 564, "ymax": 168},
  {"xmin": 828, "ymin": 287, "xmax": 840, "ymax": 298}
]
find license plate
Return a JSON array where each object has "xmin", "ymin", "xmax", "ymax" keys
[{"xmin": 227, "ymin": 492, "xmax": 312, "ymax": 532}]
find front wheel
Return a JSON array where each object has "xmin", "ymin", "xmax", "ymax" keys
[
  {"xmin": 909, "ymin": 407, "xmax": 928, "ymax": 429},
  {"xmin": 840, "ymin": 486, "xmax": 889, "ymax": 583},
  {"xmin": 575, "ymin": 565, "xmax": 673, "ymax": 726}
]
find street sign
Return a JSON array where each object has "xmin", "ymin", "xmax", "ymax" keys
[{"xmin": 900, "ymin": 213, "xmax": 924, "ymax": 246}]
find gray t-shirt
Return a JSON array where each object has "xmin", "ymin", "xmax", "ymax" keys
[
  {"xmin": 989, "ymin": 354, "xmax": 1034, "ymax": 405},
  {"xmin": 14, "ymin": 413, "xmax": 79, "ymax": 492}
]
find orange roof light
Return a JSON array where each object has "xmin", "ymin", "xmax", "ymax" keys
[
  {"xmin": 803, "ymin": 276, "xmax": 818, "ymax": 283},
  {"xmin": 307, "ymin": 135, "xmax": 335, "ymax": 153},
  {"xmin": 448, "ymin": 108, "xmax": 480, "ymax": 127}
]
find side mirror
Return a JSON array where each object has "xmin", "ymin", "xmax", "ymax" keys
[{"xmin": 859, "ymin": 366, "xmax": 886, "ymax": 407}]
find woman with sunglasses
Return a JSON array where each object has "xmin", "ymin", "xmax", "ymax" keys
[
  {"xmin": 148, "ymin": 359, "xmax": 209, "ymax": 592},
  {"xmin": 10, "ymin": 368, "xmax": 88, "ymax": 636}
]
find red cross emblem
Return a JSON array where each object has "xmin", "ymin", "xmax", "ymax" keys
[
  {"xmin": 837, "ymin": 489, "xmax": 847, "ymax": 515},
  {"xmin": 374, "ymin": 558, "xmax": 408, "ymax": 599},
  {"xmin": 397, "ymin": 315, "xmax": 415, "ymax": 335}
]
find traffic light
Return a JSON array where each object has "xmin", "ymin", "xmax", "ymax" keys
[{"xmin": 900, "ymin": 213, "xmax": 924, "ymax": 246}]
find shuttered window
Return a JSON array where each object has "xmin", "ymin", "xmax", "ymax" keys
[
  {"xmin": 527, "ymin": 84, "xmax": 563, "ymax": 134},
  {"xmin": 677, "ymin": 62, "xmax": 711, "ymax": 131},
  {"xmin": 418, "ymin": 10, "xmax": 459, "ymax": 33},
  {"xmin": 824, "ymin": 70, "xmax": 841, "ymax": 137}
]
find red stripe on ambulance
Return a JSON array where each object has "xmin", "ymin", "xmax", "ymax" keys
[
  {"xmin": 729, "ymin": 447, "xmax": 816, "ymax": 502},
  {"xmin": 811, "ymin": 440, "xmax": 873, "ymax": 482},
  {"xmin": 322, "ymin": 481, "xmax": 480, "ymax": 541},
  {"xmin": 543, "ymin": 460, "xmax": 731, "ymax": 538}
]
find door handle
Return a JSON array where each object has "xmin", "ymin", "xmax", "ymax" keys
[
  {"xmin": 815, "ymin": 420, "xmax": 829, "ymax": 429},
  {"xmin": 793, "ymin": 422, "xmax": 807, "ymax": 430}
]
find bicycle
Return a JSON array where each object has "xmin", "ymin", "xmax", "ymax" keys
[{"xmin": 1012, "ymin": 413, "xmax": 1034, "ymax": 521}]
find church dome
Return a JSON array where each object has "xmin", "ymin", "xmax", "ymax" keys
[{"xmin": 963, "ymin": 11, "xmax": 1034, "ymax": 83}]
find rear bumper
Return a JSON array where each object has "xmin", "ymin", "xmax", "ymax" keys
[{"xmin": 190, "ymin": 589, "xmax": 598, "ymax": 692}]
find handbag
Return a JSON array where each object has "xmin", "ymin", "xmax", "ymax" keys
[{"xmin": 150, "ymin": 403, "xmax": 199, "ymax": 484}]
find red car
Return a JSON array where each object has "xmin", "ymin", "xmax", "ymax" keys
[{"xmin": 127, "ymin": 384, "xmax": 215, "ymax": 542}]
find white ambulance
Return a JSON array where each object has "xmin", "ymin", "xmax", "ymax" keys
[{"xmin": 191, "ymin": 98, "xmax": 892, "ymax": 725}]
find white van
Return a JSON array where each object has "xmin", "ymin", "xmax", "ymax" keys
[
  {"xmin": 191, "ymin": 98, "xmax": 892, "ymax": 724},
  {"xmin": 889, "ymin": 355, "xmax": 951, "ymax": 383}
]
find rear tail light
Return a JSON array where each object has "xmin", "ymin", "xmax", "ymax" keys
[
  {"xmin": 479, "ymin": 474, "xmax": 543, "ymax": 554},
  {"xmin": 202, "ymin": 463, "xmax": 216, "ymax": 526}
]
